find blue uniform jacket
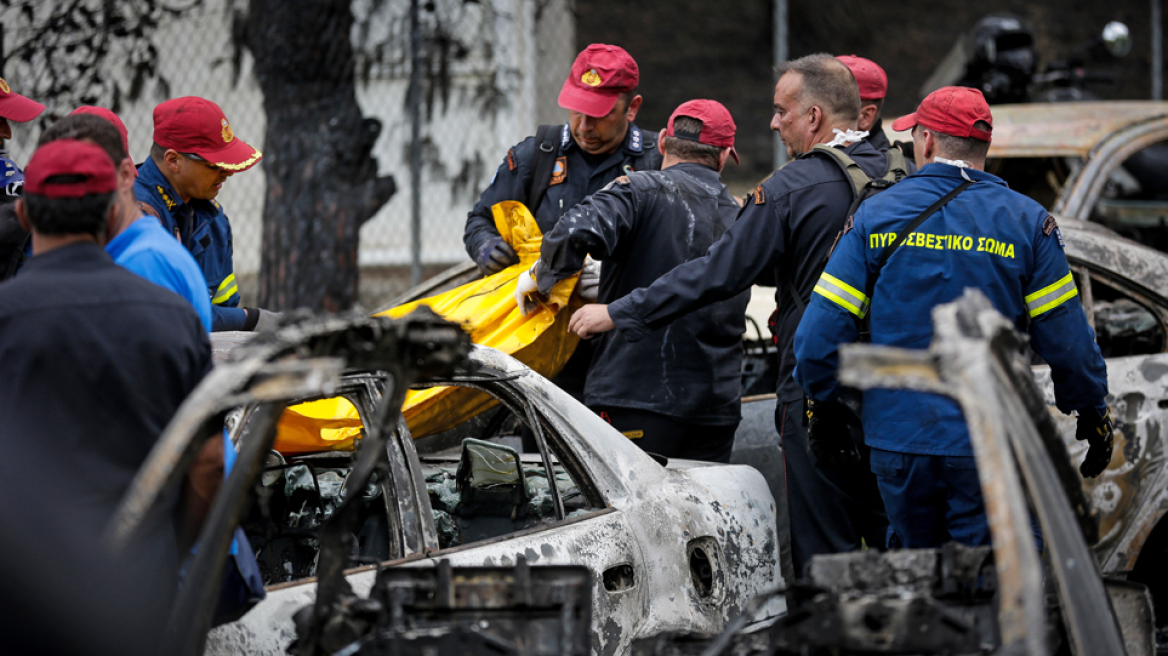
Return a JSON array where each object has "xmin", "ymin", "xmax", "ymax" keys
[
  {"xmin": 106, "ymin": 217, "xmax": 214, "ymax": 331},
  {"xmin": 134, "ymin": 158, "xmax": 247, "ymax": 331},
  {"xmin": 463, "ymin": 123, "xmax": 662, "ymax": 257},
  {"xmin": 793, "ymin": 163, "xmax": 1108, "ymax": 457},
  {"xmin": 535, "ymin": 162, "xmax": 749, "ymax": 423},
  {"xmin": 608, "ymin": 139, "xmax": 891, "ymax": 404}
]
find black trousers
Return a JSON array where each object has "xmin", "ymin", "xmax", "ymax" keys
[
  {"xmin": 777, "ymin": 399, "xmax": 888, "ymax": 577},
  {"xmin": 592, "ymin": 405, "xmax": 737, "ymax": 463}
]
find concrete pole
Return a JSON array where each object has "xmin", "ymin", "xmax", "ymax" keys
[
  {"xmin": 774, "ymin": 0, "xmax": 788, "ymax": 170},
  {"xmin": 1154, "ymin": 0, "xmax": 1163, "ymax": 100}
]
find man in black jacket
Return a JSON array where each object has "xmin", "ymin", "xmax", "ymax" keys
[
  {"xmin": 569, "ymin": 54, "xmax": 890, "ymax": 574},
  {"xmin": 518, "ymin": 100, "xmax": 747, "ymax": 462}
]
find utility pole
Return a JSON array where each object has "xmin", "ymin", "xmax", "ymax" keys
[{"xmin": 774, "ymin": 0, "xmax": 788, "ymax": 170}]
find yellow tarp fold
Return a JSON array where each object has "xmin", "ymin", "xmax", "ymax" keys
[{"xmin": 272, "ymin": 201, "xmax": 581, "ymax": 452}]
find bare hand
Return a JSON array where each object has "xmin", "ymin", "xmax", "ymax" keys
[{"xmin": 569, "ymin": 304, "xmax": 615, "ymax": 339}]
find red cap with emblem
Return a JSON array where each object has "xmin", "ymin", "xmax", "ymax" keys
[
  {"xmin": 667, "ymin": 99, "xmax": 739, "ymax": 164},
  {"xmin": 24, "ymin": 139, "xmax": 117, "ymax": 198},
  {"xmin": 892, "ymin": 86, "xmax": 994, "ymax": 142},
  {"xmin": 153, "ymin": 97, "xmax": 262, "ymax": 172},
  {"xmin": 0, "ymin": 78, "xmax": 45, "ymax": 123},
  {"xmin": 558, "ymin": 44, "xmax": 639, "ymax": 118},
  {"xmin": 836, "ymin": 55, "xmax": 887, "ymax": 101},
  {"xmin": 70, "ymin": 106, "xmax": 131, "ymax": 160}
]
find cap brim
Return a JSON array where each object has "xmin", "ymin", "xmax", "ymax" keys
[
  {"xmin": 729, "ymin": 146, "xmax": 740, "ymax": 165},
  {"xmin": 890, "ymin": 113, "xmax": 918, "ymax": 132},
  {"xmin": 558, "ymin": 80, "xmax": 619, "ymax": 118},
  {"xmin": 195, "ymin": 138, "xmax": 263, "ymax": 172},
  {"xmin": 0, "ymin": 94, "xmax": 45, "ymax": 123}
]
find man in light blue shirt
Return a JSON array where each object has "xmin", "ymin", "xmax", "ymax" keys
[{"xmin": 38, "ymin": 110, "xmax": 213, "ymax": 331}]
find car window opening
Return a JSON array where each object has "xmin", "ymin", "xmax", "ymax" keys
[
  {"xmin": 1092, "ymin": 139, "xmax": 1168, "ymax": 252},
  {"xmin": 413, "ymin": 393, "xmax": 602, "ymax": 551},
  {"xmin": 985, "ymin": 155, "xmax": 1076, "ymax": 211},
  {"xmin": 1085, "ymin": 274, "xmax": 1166, "ymax": 357}
]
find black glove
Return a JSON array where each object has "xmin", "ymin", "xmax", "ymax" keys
[
  {"xmin": 804, "ymin": 397, "xmax": 862, "ymax": 470},
  {"xmin": 1076, "ymin": 405, "xmax": 1114, "ymax": 478},
  {"xmin": 474, "ymin": 236, "xmax": 519, "ymax": 275}
]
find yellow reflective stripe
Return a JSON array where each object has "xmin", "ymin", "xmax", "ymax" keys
[
  {"xmin": 212, "ymin": 284, "xmax": 238, "ymax": 305},
  {"xmin": 813, "ymin": 273, "xmax": 870, "ymax": 318},
  {"xmin": 1025, "ymin": 272, "xmax": 1077, "ymax": 317},
  {"xmin": 212, "ymin": 274, "xmax": 238, "ymax": 304}
]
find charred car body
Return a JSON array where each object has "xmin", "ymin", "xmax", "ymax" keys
[{"xmin": 107, "ymin": 310, "xmax": 783, "ymax": 656}]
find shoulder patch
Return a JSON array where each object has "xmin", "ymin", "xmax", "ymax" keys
[
  {"xmin": 1042, "ymin": 215, "xmax": 1058, "ymax": 236},
  {"xmin": 753, "ymin": 184, "xmax": 766, "ymax": 205},
  {"xmin": 602, "ymin": 175, "xmax": 631, "ymax": 192},
  {"xmin": 507, "ymin": 148, "xmax": 517, "ymax": 171},
  {"xmin": 549, "ymin": 156, "xmax": 568, "ymax": 186},
  {"xmin": 156, "ymin": 185, "xmax": 177, "ymax": 211},
  {"xmin": 137, "ymin": 200, "xmax": 161, "ymax": 219}
]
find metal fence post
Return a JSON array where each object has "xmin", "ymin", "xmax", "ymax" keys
[
  {"xmin": 408, "ymin": 0, "xmax": 423, "ymax": 287},
  {"xmin": 774, "ymin": 0, "xmax": 787, "ymax": 170},
  {"xmin": 1154, "ymin": 0, "xmax": 1163, "ymax": 100}
]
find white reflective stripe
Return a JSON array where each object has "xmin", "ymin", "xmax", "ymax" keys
[
  {"xmin": 813, "ymin": 272, "xmax": 869, "ymax": 318},
  {"xmin": 1025, "ymin": 272, "xmax": 1077, "ymax": 317}
]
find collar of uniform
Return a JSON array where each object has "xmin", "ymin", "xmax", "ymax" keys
[
  {"xmin": 137, "ymin": 157, "xmax": 218, "ymax": 212},
  {"xmin": 560, "ymin": 122, "xmax": 646, "ymax": 156},
  {"xmin": 669, "ymin": 161, "xmax": 721, "ymax": 180},
  {"xmin": 137, "ymin": 157, "xmax": 184, "ymax": 208},
  {"xmin": 865, "ymin": 118, "xmax": 892, "ymax": 151},
  {"xmin": 20, "ymin": 240, "xmax": 112, "ymax": 274},
  {"xmin": 916, "ymin": 161, "xmax": 1006, "ymax": 186}
]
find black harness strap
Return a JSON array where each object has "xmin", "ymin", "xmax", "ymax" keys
[{"xmin": 525, "ymin": 124, "xmax": 560, "ymax": 215}]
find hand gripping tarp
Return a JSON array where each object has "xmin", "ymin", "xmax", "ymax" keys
[{"xmin": 272, "ymin": 201, "xmax": 582, "ymax": 453}]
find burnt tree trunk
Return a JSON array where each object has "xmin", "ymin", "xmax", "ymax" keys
[{"xmin": 245, "ymin": 0, "xmax": 396, "ymax": 312}]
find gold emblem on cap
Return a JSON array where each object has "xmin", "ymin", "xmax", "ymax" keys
[
  {"xmin": 221, "ymin": 118, "xmax": 234, "ymax": 143},
  {"xmin": 581, "ymin": 69, "xmax": 602, "ymax": 87},
  {"xmin": 0, "ymin": 79, "xmax": 11, "ymax": 94}
]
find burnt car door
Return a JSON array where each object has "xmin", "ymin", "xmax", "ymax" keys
[{"xmin": 396, "ymin": 367, "xmax": 652, "ymax": 656}]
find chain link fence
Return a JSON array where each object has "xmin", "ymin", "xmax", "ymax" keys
[{"xmin": 1, "ymin": 0, "xmax": 575, "ymax": 310}]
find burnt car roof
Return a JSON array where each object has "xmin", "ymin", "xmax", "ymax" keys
[
  {"xmin": 884, "ymin": 101, "xmax": 1168, "ymax": 159},
  {"xmin": 1060, "ymin": 217, "xmax": 1168, "ymax": 303}
]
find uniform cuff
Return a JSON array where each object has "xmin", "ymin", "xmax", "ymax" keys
[{"xmin": 608, "ymin": 297, "xmax": 649, "ymax": 343}]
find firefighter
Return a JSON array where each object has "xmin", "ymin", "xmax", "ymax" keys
[
  {"xmin": 464, "ymin": 43, "xmax": 663, "ymax": 399},
  {"xmin": 134, "ymin": 96, "xmax": 277, "ymax": 332},
  {"xmin": 836, "ymin": 54, "xmax": 915, "ymax": 171},
  {"xmin": 793, "ymin": 86, "xmax": 1111, "ymax": 548},
  {"xmin": 0, "ymin": 79, "xmax": 46, "ymax": 280},
  {"xmin": 567, "ymin": 54, "xmax": 889, "ymax": 573},
  {"xmin": 518, "ymin": 100, "xmax": 748, "ymax": 462}
]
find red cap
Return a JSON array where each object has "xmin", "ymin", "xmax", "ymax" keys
[
  {"xmin": 558, "ymin": 44, "xmax": 639, "ymax": 117},
  {"xmin": 0, "ymin": 78, "xmax": 45, "ymax": 123},
  {"xmin": 667, "ymin": 100, "xmax": 739, "ymax": 164},
  {"xmin": 24, "ymin": 139, "xmax": 118, "ymax": 198},
  {"xmin": 836, "ymin": 55, "xmax": 887, "ymax": 101},
  {"xmin": 892, "ymin": 86, "xmax": 994, "ymax": 142},
  {"xmin": 69, "ymin": 106, "xmax": 130, "ymax": 160},
  {"xmin": 153, "ymin": 97, "xmax": 262, "ymax": 171}
]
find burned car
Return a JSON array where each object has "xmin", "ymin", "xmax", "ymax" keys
[{"xmin": 108, "ymin": 310, "xmax": 782, "ymax": 656}]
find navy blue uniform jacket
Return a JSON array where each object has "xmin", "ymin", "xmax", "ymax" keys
[
  {"xmin": 535, "ymin": 162, "xmax": 749, "ymax": 424},
  {"xmin": 793, "ymin": 163, "xmax": 1108, "ymax": 456},
  {"xmin": 135, "ymin": 158, "xmax": 247, "ymax": 331},
  {"xmin": 463, "ymin": 123, "xmax": 662, "ymax": 257},
  {"xmin": 608, "ymin": 139, "xmax": 890, "ymax": 404}
]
